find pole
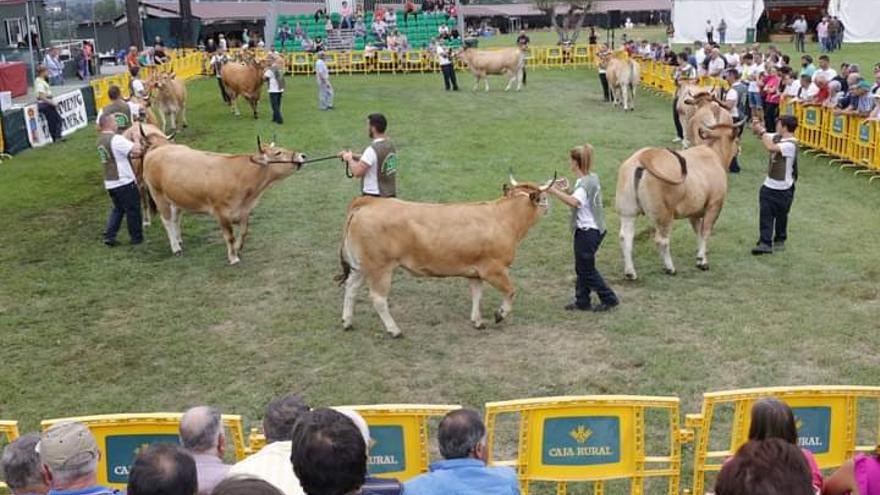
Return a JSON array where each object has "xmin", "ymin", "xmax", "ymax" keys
[
  {"xmin": 25, "ymin": 0, "xmax": 37, "ymax": 83},
  {"xmin": 92, "ymin": 0, "xmax": 100, "ymax": 74},
  {"xmin": 456, "ymin": 0, "xmax": 464, "ymax": 38},
  {"xmin": 126, "ymin": 0, "xmax": 144, "ymax": 50}
]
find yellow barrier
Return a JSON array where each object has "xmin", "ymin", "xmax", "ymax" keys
[
  {"xmin": 686, "ymin": 386, "xmax": 880, "ymax": 495},
  {"xmin": 850, "ymin": 119, "xmax": 876, "ymax": 169},
  {"xmin": 336, "ymin": 404, "xmax": 461, "ymax": 481},
  {"xmin": 0, "ymin": 421, "xmax": 20, "ymax": 491},
  {"xmin": 485, "ymin": 395, "xmax": 683, "ymax": 495},
  {"xmin": 822, "ymin": 109, "xmax": 851, "ymax": 160},
  {"xmin": 90, "ymin": 53, "xmax": 204, "ymax": 109},
  {"xmin": 41, "ymin": 413, "xmax": 247, "ymax": 491}
]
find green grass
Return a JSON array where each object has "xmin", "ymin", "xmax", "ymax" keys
[{"xmin": 1, "ymin": 52, "xmax": 879, "ymax": 490}]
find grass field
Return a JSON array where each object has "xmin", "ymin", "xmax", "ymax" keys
[{"xmin": 1, "ymin": 39, "xmax": 879, "ymax": 489}]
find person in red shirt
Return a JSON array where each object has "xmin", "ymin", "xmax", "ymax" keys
[
  {"xmin": 125, "ymin": 46, "xmax": 139, "ymax": 70},
  {"xmin": 761, "ymin": 65, "xmax": 782, "ymax": 132}
]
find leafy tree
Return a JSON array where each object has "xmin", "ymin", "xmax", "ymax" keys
[
  {"xmin": 93, "ymin": 0, "xmax": 122, "ymax": 22},
  {"xmin": 534, "ymin": 0, "xmax": 592, "ymax": 44}
]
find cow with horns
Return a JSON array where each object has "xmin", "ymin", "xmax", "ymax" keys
[
  {"xmin": 140, "ymin": 129, "xmax": 306, "ymax": 264},
  {"xmin": 337, "ymin": 171, "xmax": 556, "ymax": 338},
  {"xmin": 615, "ymin": 121, "xmax": 743, "ymax": 279},
  {"xmin": 145, "ymin": 71, "xmax": 188, "ymax": 133}
]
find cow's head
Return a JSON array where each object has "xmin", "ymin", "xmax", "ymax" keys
[
  {"xmin": 502, "ymin": 171, "xmax": 557, "ymax": 213},
  {"xmin": 698, "ymin": 121, "xmax": 745, "ymax": 165},
  {"xmin": 136, "ymin": 123, "xmax": 175, "ymax": 151},
  {"xmin": 253, "ymin": 136, "xmax": 307, "ymax": 173},
  {"xmin": 682, "ymin": 91, "xmax": 717, "ymax": 107}
]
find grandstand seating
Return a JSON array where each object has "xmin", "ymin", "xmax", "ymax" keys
[{"xmin": 273, "ymin": 11, "xmax": 459, "ymax": 53}]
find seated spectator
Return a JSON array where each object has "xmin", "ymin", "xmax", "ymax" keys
[
  {"xmin": 180, "ymin": 406, "xmax": 231, "ymax": 495},
  {"xmin": 153, "ymin": 44, "xmax": 169, "ymax": 65},
  {"xmin": 312, "ymin": 37, "xmax": 325, "ymax": 53},
  {"xmin": 314, "ymin": 7, "xmax": 326, "ymax": 23},
  {"xmin": 404, "ymin": 0, "xmax": 418, "ymax": 24},
  {"xmin": 43, "ymin": 47, "xmax": 64, "ymax": 86},
  {"xmin": 438, "ymin": 23, "xmax": 450, "ymax": 39},
  {"xmin": 740, "ymin": 398, "xmax": 824, "ymax": 490},
  {"xmin": 37, "ymin": 422, "xmax": 114, "ymax": 495},
  {"xmin": 386, "ymin": 31, "xmax": 399, "ymax": 52},
  {"xmin": 403, "ymin": 409, "xmax": 519, "ymax": 495},
  {"xmin": 384, "ymin": 9, "xmax": 397, "ymax": 30},
  {"xmin": 128, "ymin": 443, "xmax": 197, "ymax": 495},
  {"xmin": 354, "ymin": 18, "xmax": 366, "ymax": 38},
  {"xmin": 715, "ymin": 439, "xmax": 814, "ymax": 495},
  {"xmin": 372, "ymin": 18, "xmax": 387, "ymax": 40},
  {"xmin": 824, "ymin": 447, "xmax": 880, "ymax": 494},
  {"xmin": 398, "ymin": 33, "xmax": 409, "ymax": 52},
  {"xmin": 325, "ymin": 17, "xmax": 334, "ymax": 34},
  {"xmin": 290, "ymin": 408, "xmax": 367, "ymax": 495},
  {"xmin": 0, "ymin": 434, "xmax": 49, "ymax": 495},
  {"xmin": 227, "ymin": 394, "xmax": 310, "ymax": 495},
  {"xmin": 334, "ymin": 409, "xmax": 402, "ymax": 495},
  {"xmin": 279, "ymin": 22, "xmax": 291, "ymax": 48},
  {"xmin": 340, "ymin": 1, "xmax": 353, "ymax": 29},
  {"xmin": 294, "ymin": 22, "xmax": 305, "ymax": 41},
  {"xmin": 300, "ymin": 36, "xmax": 313, "ymax": 52},
  {"xmin": 213, "ymin": 478, "xmax": 284, "ymax": 495}
]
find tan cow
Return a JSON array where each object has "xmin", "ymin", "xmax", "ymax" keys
[
  {"xmin": 685, "ymin": 92, "xmax": 734, "ymax": 148},
  {"xmin": 676, "ymin": 84, "xmax": 717, "ymax": 147},
  {"xmin": 123, "ymin": 122, "xmax": 174, "ymax": 227},
  {"xmin": 146, "ymin": 72, "xmax": 188, "ymax": 133},
  {"xmin": 615, "ymin": 122, "xmax": 742, "ymax": 279},
  {"xmin": 220, "ymin": 56, "xmax": 273, "ymax": 118},
  {"xmin": 140, "ymin": 132, "xmax": 306, "ymax": 264},
  {"xmin": 456, "ymin": 47, "xmax": 525, "ymax": 92},
  {"xmin": 603, "ymin": 53, "xmax": 640, "ymax": 111},
  {"xmin": 337, "ymin": 172, "xmax": 555, "ymax": 338}
]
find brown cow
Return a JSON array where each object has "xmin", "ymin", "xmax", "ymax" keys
[
  {"xmin": 615, "ymin": 122, "xmax": 743, "ymax": 279},
  {"xmin": 141, "ymin": 133, "xmax": 306, "ymax": 264},
  {"xmin": 681, "ymin": 90, "xmax": 732, "ymax": 148},
  {"xmin": 604, "ymin": 55, "xmax": 640, "ymax": 111},
  {"xmin": 337, "ymin": 172, "xmax": 555, "ymax": 338},
  {"xmin": 220, "ymin": 56, "xmax": 274, "ymax": 118},
  {"xmin": 123, "ymin": 122, "xmax": 174, "ymax": 227},
  {"xmin": 456, "ymin": 47, "xmax": 525, "ymax": 92},
  {"xmin": 146, "ymin": 72, "xmax": 188, "ymax": 133},
  {"xmin": 676, "ymin": 84, "xmax": 717, "ymax": 147}
]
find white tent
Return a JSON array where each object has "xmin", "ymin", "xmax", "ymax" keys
[
  {"xmin": 672, "ymin": 0, "xmax": 765, "ymax": 44},
  {"xmin": 827, "ymin": 0, "xmax": 880, "ymax": 43}
]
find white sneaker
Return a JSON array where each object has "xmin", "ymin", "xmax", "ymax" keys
[{"xmin": 672, "ymin": 137, "xmax": 682, "ymax": 143}]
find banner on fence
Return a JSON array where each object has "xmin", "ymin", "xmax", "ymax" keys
[{"xmin": 24, "ymin": 90, "xmax": 89, "ymax": 148}]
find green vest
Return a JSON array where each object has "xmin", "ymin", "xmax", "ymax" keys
[
  {"xmin": 104, "ymin": 99, "xmax": 133, "ymax": 131},
  {"xmin": 97, "ymin": 133, "xmax": 119, "ymax": 181},
  {"xmin": 768, "ymin": 135, "xmax": 798, "ymax": 182},
  {"xmin": 272, "ymin": 67, "xmax": 286, "ymax": 91},
  {"xmin": 369, "ymin": 139, "xmax": 398, "ymax": 197}
]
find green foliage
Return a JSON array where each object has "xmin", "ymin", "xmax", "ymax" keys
[{"xmin": 93, "ymin": 0, "xmax": 121, "ymax": 22}]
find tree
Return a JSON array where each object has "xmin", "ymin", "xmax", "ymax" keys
[
  {"xmin": 534, "ymin": 0, "xmax": 593, "ymax": 45},
  {"xmin": 93, "ymin": 0, "xmax": 121, "ymax": 22}
]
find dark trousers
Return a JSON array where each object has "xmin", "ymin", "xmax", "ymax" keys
[
  {"xmin": 795, "ymin": 33, "xmax": 806, "ymax": 52},
  {"xmin": 706, "ymin": 32, "xmax": 714, "ymax": 44},
  {"xmin": 38, "ymin": 101, "xmax": 63, "ymax": 141},
  {"xmin": 758, "ymin": 185, "xmax": 794, "ymax": 246},
  {"xmin": 574, "ymin": 229, "xmax": 618, "ymax": 308},
  {"xmin": 599, "ymin": 72, "xmax": 611, "ymax": 102},
  {"xmin": 217, "ymin": 78, "xmax": 230, "ymax": 103},
  {"xmin": 104, "ymin": 182, "xmax": 143, "ymax": 243},
  {"xmin": 521, "ymin": 66, "xmax": 527, "ymax": 86},
  {"xmin": 441, "ymin": 63, "xmax": 458, "ymax": 90},
  {"xmin": 404, "ymin": 11, "xmax": 417, "ymax": 23},
  {"xmin": 269, "ymin": 92, "xmax": 283, "ymax": 124},
  {"xmin": 672, "ymin": 96, "xmax": 683, "ymax": 139},
  {"xmin": 729, "ymin": 118, "xmax": 745, "ymax": 173},
  {"xmin": 764, "ymin": 102, "xmax": 779, "ymax": 132}
]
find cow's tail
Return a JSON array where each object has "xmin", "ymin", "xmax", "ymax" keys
[{"xmin": 335, "ymin": 200, "xmax": 364, "ymax": 286}]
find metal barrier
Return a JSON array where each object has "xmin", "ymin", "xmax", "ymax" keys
[
  {"xmin": 485, "ymin": 395, "xmax": 683, "ymax": 495},
  {"xmin": 0, "ymin": 421, "xmax": 20, "ymax": 491},
  {"xmin": 41, "ymin": 413, "xmax": 247, "ymax": 490},
  {"xmin": 685, "ymin": 386, "xmax": 880, "ymax": 495}
]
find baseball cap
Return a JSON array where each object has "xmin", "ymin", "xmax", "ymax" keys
[
  {"xmin": 37, "ymin": 422, "xmax": 100, "ymax": 473},
  {"xmin": 857, "ymin": 80, "xmax": 872, "ymax": 91}
]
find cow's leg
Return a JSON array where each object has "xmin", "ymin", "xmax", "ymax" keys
[
  {"xmin": 484, "ymin": 77, "xmax": 490, "ymax": 92},
  {"xmin": 155, "ymin": 198, "xmax": 181, "ymax": 255},
  {"xmin": 368, "ymin": 269, "xmax": 402, "ymax": 338},
  {"xmin": 231, "ymin": 96, "xmax": 241, "ymax": 116},
  {"xmin": 620, "ymin": 214, "xmax": 638, "ymax": 280},
  {"xmin": 483, "ymin": 266, "xmax": 515, "ymax": 324},
  {"xmin": 250, "ymin": 97, "xmax": 258, "ymax": 119},
  {"xmin": 169, "ymin": 111, "xmax": 177, "ymax": 132},
  {"xmin": 233, "ymin": 213, "xmax": 250, "ymax": 253},
  {"xmin": 171, "ymin": 205, "xmax": 183, "ymax": 249},
  {"xmin": 140, "ymin": 185, "xmax": 151, "ymax": 227},
  {"xmin": 621, "ymin": 84, "xmax": 630, "ymax": 111},
  {"xmin": 504, "ymin": 71, "xmax": 514, "ymax": 92},
  {"xmin": 158, "ymin": 111, "xmax": 167, "ymax": 133},
  {"xmin": 472, "ymin": 76, "xmax": 479, "ymax": 92},
  {"xmin": 218, "ymin": 217, "xmax": 240, "ymax": 265},
  {"xmin": 655, "ymin": 219, "xmax": 675, "ymax": 275},
  {"xmin": 516, "ymin": 68, "xmax": 523, "ymax": 91},
  {"xmin": 697, "ymin": 205, "xmax": 723, "ymax": 271},
  {"xmin": 342, "ymin": 269, "xmax": 364, "ymax": 331},
  {"xmin": 469, "ymin": 279, "xmax": 485, "ymax": 330},
  {"xmin": 181, "ymin": 107, "xmax": 188, "ymax": 128}
]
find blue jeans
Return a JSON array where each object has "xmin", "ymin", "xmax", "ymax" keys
[
  {"xmin": 104, "ymin": 182, "xmax": 143, "ymax": 243},
  {"xmin": 574, "ymin": 228, "xmax": 617, "ymax": 308}
]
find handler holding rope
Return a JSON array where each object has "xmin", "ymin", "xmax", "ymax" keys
[{"xmin": 338, "ymin": 113, "xmax": 399, "ymax": 198}]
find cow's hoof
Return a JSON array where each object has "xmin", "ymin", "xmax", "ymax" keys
[
  {"xmin": 663, "ymin": 268, "xmax": 676, "ymax": 276},
  {"xmin": 183, "ymin": 124, "xmax": 188, "ymax": 128},
  {"xmin": 697, "ymin": 262, "xmax": 709, "ymax": 271},
  {"xmin": 389, "ymin": 330, "xmax": 403, "ymax": 339},
  {"xmin": 342, "ymin": 323, "xmax": 354, "ymax": 332},
  {"xmin": 624, "ymin": 272, "xmax": 638, "ymax": 281},
  {"xmin": 494, "ymin": 310, "xmax": 505, "ymax": 324},
  {"xmin": 473, "ymin": 321, "xmax": 486, "ymax": 330},
  {"xmin": 229, "ymin": 257, "xmax": 241, "ymax": 265},
  {"xmin": 173, "ymin": 250, "xmax": 182, "ymax": 257}
]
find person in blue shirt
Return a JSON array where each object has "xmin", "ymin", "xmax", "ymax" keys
[
  {"xmin": 404, "ymin": 409, "xmax": 519, "ymax": 495},
  {"xmin": 37, "ymin": 422, "xmax": 116, "ymax": 495}
]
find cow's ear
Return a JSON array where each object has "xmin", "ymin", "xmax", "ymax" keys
[
  {"xmin": 529, "ymin": 191, "xmax": 541, "ymax": 204},
  {"xmin": 683, "ymin": 98, "xmax": 694, "ymax": 105}
]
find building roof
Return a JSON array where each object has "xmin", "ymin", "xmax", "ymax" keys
[{"xmin": 462, "ymin": 0, "xmax": 670, "ymax": 17}]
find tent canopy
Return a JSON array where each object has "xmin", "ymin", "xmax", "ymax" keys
[
  {"xmin": 672, "ymin": 0, "xmax": 765, "ymax": 44},
  {"xmin": 828, "ymin": 0, "xmax": 880, "ymax": 43}
]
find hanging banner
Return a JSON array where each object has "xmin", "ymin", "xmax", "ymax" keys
[{"xmin": 24, "ymin": 90, "xmax": 89, "ymax": 148}]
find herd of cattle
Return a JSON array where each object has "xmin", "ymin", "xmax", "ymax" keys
[{"xmin": 121, "ymin": 50, "xmax": 740, "ymax": 337}]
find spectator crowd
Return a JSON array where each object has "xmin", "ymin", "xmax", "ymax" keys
[{"xmin": 3, "ymin": 394, "xmax": 880, "ymax": 495}]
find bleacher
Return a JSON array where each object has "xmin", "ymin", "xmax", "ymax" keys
[
  {"xmin": 274, "ymin": 11, "xmax": 459, "ymax": 52},
  {"xmin": 3, "ymin": 387, "xmax": 880, "ymax": 493}
]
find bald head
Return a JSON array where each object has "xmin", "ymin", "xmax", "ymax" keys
[
  {"xmin": 438, "ymin": 409, "xmax": 486, "ymax": 460},
  {"xmin": 179, "ymin": 407, "xmax": 223, "ymax": 454}
]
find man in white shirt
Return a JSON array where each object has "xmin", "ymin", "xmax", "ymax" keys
[
  {"xmin": 339, "ymin": 113, "xmax": 398, "ymax": 197},
  {"xmin": 227, "ymin": 395, "xmax": 309, "ymax": 495},
  {"xmin": 724, "ymin": 45, "xmax": 740, "ymax": 68},
  {"xmin": 96, "ymin": 85, "xmax": 142, "ymax": 132},
  {"xmin": 694, "ymin": 42, "xmax": 706, "ymax": 67},
  {"xmin": 210, "ymin": 47, "xmax": 229, "ymax": 103},
  {"xmin": 96, "ymin": 112, "xmax": 143, "ymax": 246},
  {"xmin": 751, "ymin": 115, "xmax": 799, "ymax": 255},
  {"xmin": 314, "ymin": 51, "xmax": 334, "ymax": 110},
  {"xmin": 722, "ymin": 69, "xmax": 747, "ymax": 172},
  {"xmin": 792, "ymin": 15, "xmax": 807, "ymax": 52},
  {"xmin": 263, "ymin": 55, "xmax": 285, "ymax": 124},
  {"xmin": 812, "ymin": 54, "xmax": 837, "ymax": 83},
  {"xmin": 705, "ymin": 20, "xmax": 714, "ymax": 44},
  {"xmin": 707, "ymin": 48, "xmax": 726, "ymax": 77},
  {"xmin": 437, "ymin": 39, "xmax": 458, "ymax": 91}
]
